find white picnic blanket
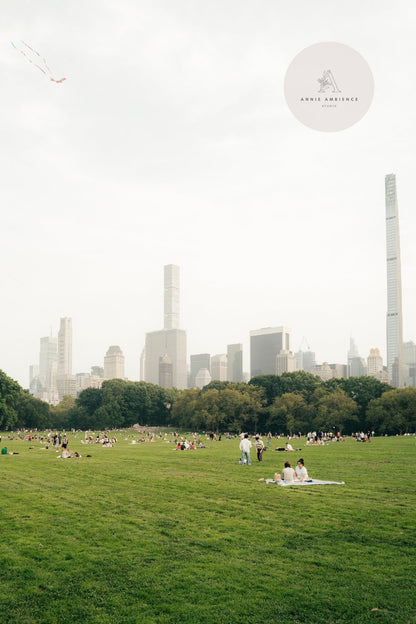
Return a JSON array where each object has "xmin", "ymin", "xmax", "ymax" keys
[{"xmin": 265, "ymin": 479, "xmax": 345, "ymax": 486}]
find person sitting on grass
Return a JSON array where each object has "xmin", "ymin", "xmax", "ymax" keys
[
  {"xmin": 295, "ymin": 458, "xmax": 309, "ymax": 481},
  {"xmin": 273, "ymin": 460, "xmax": 296, "ymax": 483}
]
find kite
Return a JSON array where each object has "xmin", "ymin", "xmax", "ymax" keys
[{"xmin": 11, "ymin": 40, "xmax": 66, "ymax": 83}]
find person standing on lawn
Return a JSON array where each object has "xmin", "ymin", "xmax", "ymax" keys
[
  {"xmin": 239, "ymin": 434, "xmax": 252, "ymax": 466},
  {"xmin": 255, "ymin": 435, "xmax": 265, "ymax": 462}
]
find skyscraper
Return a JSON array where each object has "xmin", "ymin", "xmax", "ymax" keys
[
  {"xmin": 164, "ymin": 264, "xmax": 180, "ymax": 330},
  {"xmin": 385, "ymin": 174, "xmax": 404, "ymax": 386},
  {"xmin": 190, "ymin": 353, "xmax": 211, "ymax": 388},
  {"xmin": 250, "ymin": 327, "xmax": 291, "ymax": 378},
  {"xmin": 211, "ymin": 354, "xmax": 228, "ymax": 381},
  {"xmin": 403, "ymin": 340, "xmax": 416, "ymax": 387},
  {"xmin": 57, "ymin": 317, "xmax": 76, "ymax": 399},
  {"xmin": 276, "ymin": 349, "xmax": 297, "ymax": 375},
  {"xmin": 58, "ymin": 317, "xmax": 72, "ymax": 376},
  {"xmin": 294, "ymin": 350, "xmax": 316, "ymax": 373},
  {"xmin": 104, "ymin": 345, "xmax": 125, "ymax": 380},
  {"xmin": 159, "ymin": 354, "xmax": 173, "ymax": 389},
  {"xmin": 350, "ymin": 357, "xmax": 367, "ymax": 377},
  {"xmin": 227, "ymin": 343, "xmax": 243, "ymax": 382},
  {"xmin": 144, "ymin": 265, "xmax": 187, "ymax": 389},
  {"xmin": 347, "ymin": 338, "xmax": 359, "ymax": 368},
  {"xmin": 367, "ymin": 348, "xmax": 388, "ymax": 382},
  {"xmin": 39, "ymin": 336, "xmax": 58, "ymax": 389}
]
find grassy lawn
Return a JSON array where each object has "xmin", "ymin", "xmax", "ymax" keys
[{"xmin": 0, "ymin": 433, "xmax": 415, "ymax": 624}]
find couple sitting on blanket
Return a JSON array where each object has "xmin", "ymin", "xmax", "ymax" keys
[{"xmin": 274, "ymin": 458, "xmax": 310, "ymax": 483}]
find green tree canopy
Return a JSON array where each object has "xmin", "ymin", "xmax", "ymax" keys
[
  {"xmin": 312, "ymin": 387, "xmax": 358, "ymax": 433},
  {"xmin": 366, "ymin": 387, "xmax": 416, "ymax": 435},
  {"xmin": 0, "ymin": 370, "xmax": 25, "ymax": 429}
]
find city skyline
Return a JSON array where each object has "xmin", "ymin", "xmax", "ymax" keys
[
  {"xmin": 2, "ymin": 1, "xmax": 416, "ymax": 388},
  {"xmin": 27, "ymin": 290, "xmax": 398, "ymax": 394}
]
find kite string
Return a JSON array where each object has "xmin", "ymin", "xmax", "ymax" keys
[{"xmin": 11, "ymin": 40, "xmax": 66, "ymax": 83}]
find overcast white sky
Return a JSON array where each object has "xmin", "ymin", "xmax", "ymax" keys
[{"xmin": 2, "ymin": 0, "xmax": 416, "ymax": 387}]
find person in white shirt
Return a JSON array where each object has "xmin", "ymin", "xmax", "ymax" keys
[
  {"xmin": 295, "ymin": 458, "xmax": 309, "ymax": 481},
  {"xmin": 273, "ymin": 460, "xmax": 296, "ymax": 483},
  {"xmin": 239, "ymin": 434, "xmax": 252, "ymax": 466}
]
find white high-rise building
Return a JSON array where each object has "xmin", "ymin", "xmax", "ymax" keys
[
  {"xmin": 211, "ymin": 354, "xmax": 228, "ymax": 381},
  {"xmin": 385, "ymin": 174, "xmax": 404, "ymax": 387},
  {"xmin": 57, "ymin": 317, "xmax": 76, "ymax": 399},
  {"xmin": 104, "ymin": 345, "xmax": 125, "ymax": 380},
  {"xmin": 35, "ymin": 335, "xmax": 59, "ymax": 404},
  {"xmin": 367, "ymin": 348, "xmax": 383, "ymax": 377},
  {"xmin": 311, "ymin": 362, "xmax": 333, "ymax": 381},
  {"xmin": 276, "ymin": 350, "xmax": 297, "ymax": 375},
  {"xmin": 164, "ymin": 264, "xmax": 180, "ymax": 330},
  {"xmin": 58, "ymin": 317, "xmax": 72, "ymax": 376},
  {"xmin": 39, "ymin": 336, "xmax": 58, "ymax": 388},
  {"xmin": 144, "ymin": 265, "xmax": 187, "ymax": 389},
  {"xmin": 195, "ymin": 368, "xmax": 211, "ymax": 388}
]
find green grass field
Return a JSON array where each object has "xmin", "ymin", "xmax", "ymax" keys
[{"xmin": 0, "ymin": 432, "xmax": 415, "ymax": 624}]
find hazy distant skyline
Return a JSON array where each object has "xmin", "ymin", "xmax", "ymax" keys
[{"xmin": 2, "ymin": 0, "xmax": 416, "ymax": 387}]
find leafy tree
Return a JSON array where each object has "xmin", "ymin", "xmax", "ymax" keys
[
  {"xmin": 324, "ymin": 376, "xmax": 391, "ymax": 429},
  {"xmin": 77, "ymin": 387, "xmax": 103, "ymax": 417},
  {"xmin": 50, "ymin": 395, "xmax": 76, "ymax": 430},
  {"xmin": 200, "ymin": 389, "xmax": 221, "ymax": 432},
  {"xmin": 202, "ymin": 380, "xmax": 232, "ymax": 393},
  {"xmin": 0, "ymin": 369, "xmax": 21, "ymax": 429},
  {"xmin": 366, "ymin": 387, "xmax": 416, "ymax": 434},
  {"xmin": 312, "ymin": 388, "xmax": 358, "ymax": 433},
  {"xmin": 219, "ymin": 385, "xmax": 264, "ymax": 433},
  {"xmin": 16, "ymin": 391, "xmax": 51, "ymax": 429},
  {"xmin": 249, "ymin": 372, "xmax": 321, "ymax": 406},
  {"xmin": 267, "ymin": 392, "xmax": 312, "ymax": 435},
  {"xmin": 171, "ymin": 388, "xmax": 201, "ymax": 429}
]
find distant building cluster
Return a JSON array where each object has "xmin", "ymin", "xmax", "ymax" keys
[
  {"xmin": 29, "ymin": 174, "xmax": 414, "ymax": 404},
  {"xmin": 29, "ymin": 318, "xmax": 125, "ymax": 405}
]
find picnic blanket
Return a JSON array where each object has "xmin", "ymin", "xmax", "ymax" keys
[{"xmin": 265, "ymin": 479, "xmax": 345, "ymax": 486}]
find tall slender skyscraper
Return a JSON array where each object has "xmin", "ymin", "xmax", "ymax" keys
[
  {"xmin": 164, "ymin": 264, "xmax": 180, "ymax": 330},
  {"xmin": 144, "ymin": 265, "xmax": 187, "ymax": 389},
  {"xmin": 385, "ymin": 173, "xmax": 404, "ymax": 387},
  {"xmin": 57, "ymin": 317, "xmax": 76, "ymax": 399},
  {"xmin": 58, "ymin": 317, "xmax": 72, "ymax": 376}
]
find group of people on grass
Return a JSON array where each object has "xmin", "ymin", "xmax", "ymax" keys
[
  {"xmin": 239, "ymin": 433, "xmax": 302, "ymax": 465},
  {"xmin": 239, "ymin": 433, "xmax": 311, "ymax": 483},
  {"xmin": 271, "ymin": 459, "xmax": 310, "ymax": 483}
]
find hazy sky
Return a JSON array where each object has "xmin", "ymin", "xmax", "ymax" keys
[{"xmin": 2, "ymin": 0, "xmax": 416, "ymax": 387}]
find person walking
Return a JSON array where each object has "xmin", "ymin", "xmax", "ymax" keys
[{"xmin": 239, "ymin": 434, "xmax": 252, "ymax": 466}]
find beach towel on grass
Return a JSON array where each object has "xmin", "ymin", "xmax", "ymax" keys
[{"xmin": 265, "ymin": 479, "xmax": 345, "ymax": 486}]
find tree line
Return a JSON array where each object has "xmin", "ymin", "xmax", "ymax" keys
[{"xmin": 1, "ymin": 369, "xmax": 416, "ymax": 435}]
